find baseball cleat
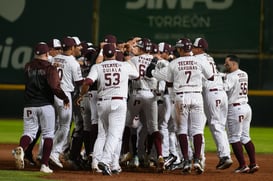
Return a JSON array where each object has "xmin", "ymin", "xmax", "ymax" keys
[
  {"xmin": 193, "ymin": 158, "xmax": 204, "ymax": 174},
  {"xmin": 120, "ymin": 152, "xmax": 132, "ymax": 164},
  {"xmin": 130, "ymin": 155, "xmax": 140, "ymax": 168},
  {"xmin": 111, "ymin": 167, "xmax": 122, "ymax": 175},
  {"xmin": 157, "ymin": 156, "xmax": 165, "ymax": 172},
  {"xmin": 182, "ymin": 159, "xmax": 191, "ymax": 174},
  {"xmin": 12, "ymin": 146, "xmax": 25, "ymax": 170},
  {"xmin": 234, "ymin": 165, "xmax": 250, "ymax": 173},
  {"xmin": 164, "ymin": 153, "xmax": 177, "ymax": 169},
  {"xmin": 98, "ymin": 162, "xmax": 112, "ymax": 176},
  {"xmin": 248, "ymin": 164, "xmax": 259, "ymax": 173},
  {"xmin": 216, "ymin": 156, "xmax": 233, "ymax": 170},
  {"xmin": 49, "ymin": 154, "xmax": 63, "ymax": 168},
  {"xmin": 24, "ymin": 154, "xmax": 36, "ymax": 166},
  {"xmin": 40, "ymin": 164, "xmax": 53, "ymax": 173},
  {"xmin": 169, "ymin": 161, "xmax": 184, "ymax": 171}
]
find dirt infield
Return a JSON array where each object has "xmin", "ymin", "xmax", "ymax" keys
[{"xmin": 1, "ymin": 143, "xmax": 272, "ymax": 181}]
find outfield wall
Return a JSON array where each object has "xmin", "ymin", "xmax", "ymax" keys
[{"xmin": 1, "ymin": 1, "xmax": 273, "ymax": 126}]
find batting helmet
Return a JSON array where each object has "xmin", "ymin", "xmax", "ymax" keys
[
  {"xmin": 193, "ymin": 38, "xmax": 208, "ymax": 50},
  {"xmin": 136, "ymin": 38, "xmax": 152, "ymax": 53},
  {"xmin": 175, "ymin": 38, "xmax": 192, "ymax": 52}
]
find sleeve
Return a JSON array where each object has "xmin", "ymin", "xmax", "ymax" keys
[
  {"xmin": 126, "ymin": 62, "xmax": 139, "ymax": 79},
  {"xmin": 47, "ymin": 66, "xmax": 69, "ymax": 104},
  {"xmin": 223, "ymin": 74, "xmax": 235, "ymax": 91},
  {"xmin": 72, "ymin": 60, "xmax": 84, "ymax": 82},
  {"xmin": 201, "ymin": 59, "xmax": 214, "ymax": 80},
  {"xmin": 166, "ymin": 63, "xmax": 173, "ymax": 83},
  {"xmin": 86, "ymin": 64, "xmax": 99, "ymax": 82}
]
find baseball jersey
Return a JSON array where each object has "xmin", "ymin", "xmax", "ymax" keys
[
  {"xmin": 52, "ymin": 54, "xmax": 83, "ymax": 92},
  {"xmin": 86, "ymin": 60, "xmax": 139, "ymax": 98},
  {"xmin": 195, "ymin": 53, "xmax": 224, "ymax": 90},
  {"xmin": 223, "ymin": 69, "xmax": 248, "ymax": 104},
  {"xmin": 130, "ymin": 54, "xmax": 158, "ymax": 90},
  {"xmin": 167, "ymin": 55, "xmax": 213, "ymax": 92},
  {"xmin": 24, "ymin": 58, "xmax": 69, "ymax": 107}
]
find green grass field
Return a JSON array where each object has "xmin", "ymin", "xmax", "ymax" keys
[
  {"xmin": 0, "ymin": 119, "xmax": 272, "ymax": 181},
  {"xmin": 0, "ymin": 119, "xmax": 272, "ymax": 153}
]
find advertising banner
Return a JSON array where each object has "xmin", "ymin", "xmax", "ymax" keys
[
  {"xmin": 99, "ymin": 0, "xmax": 260, "ymax": 52},
  {"xmin": 0, "ymin": 0, "xmax": 93, "ymax": 84}
]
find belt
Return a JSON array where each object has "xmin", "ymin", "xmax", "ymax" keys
[
  {"xmin": 209, "ymin": 88, "xmax": 218, "ymax": 92},
  {"xmin": 176, "ymin": 91, "xmax": 201, "ymax": 95},
  {"xmin": 98, "ymin": 97, "xmax": 124, "ymax": 101},
  {"xmin": 232, "ymin": 103, "xmax": 241, "ymax": 106},
  {"xmin": 136, "ymin": 88, "xmax": 154, "ymax": 92}
]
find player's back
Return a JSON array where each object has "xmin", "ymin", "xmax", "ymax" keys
[
  {"xmin": 89, "ymin": 60, "xmax": 138, "ymax": 98},
  {"xmin": 225, "ymin": 69, "xmax": 248, "ymax": 104},
  {"xmin": 169, "ymin": 55, "xmax": 204, "ymax": 92},
  {"xmin": 196, "ymin": 53, "xmax": 224, "ymax": 90},
  {"xmin": 53, "ymin": 54, "xmax": 83, "ymax": 92},
  {"xmin": 130, "ymin": 54, "xmax": 157, "ymax": 90}
]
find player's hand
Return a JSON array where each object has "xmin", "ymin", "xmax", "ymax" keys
[
  {"xmin": 63, "ymin": 102, "xmax": 70, "ymax": 109},
  {"xmin": 76, "ymin": 96, "xmax": 83, "ymax": 106}
]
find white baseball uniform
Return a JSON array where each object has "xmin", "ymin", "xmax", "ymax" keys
[
  {"xmin": 152, "ymin": 59, "xmax": 183, "ymax": 163},
  {"xmin": 166, "ymin": 54, "xmax": 213, "ymax": 162},
  {"xmin": 197, "ymin": 53, "xmax": 231, "ymax": 159},
  {"xmin": 89, "ymin": 60, "xmax": 138, "ymax": 169},
  {"xmin": 223, "ymin": 69, "xmax": 251, "ymax": 144},
  {"xmin": 50, "ymin": 54, "xmax": 83, "ymax": 163}
]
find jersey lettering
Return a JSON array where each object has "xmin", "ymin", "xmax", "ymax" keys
[
  {"xmin": 104, "ymin": 73, "xmax": 121, "ymax": 86},
  {"xmin": 133, "ymin": 99, "xmax": 141, "ymax": 106},
  {"xmin": 239, "ymin": 82, "xmax": 248, "ymax": 95},
  {"xmin": 139, "ymin": 64, "xmax": 146, "ymax": 77},
  {"xmin": 185, "ymin": 71, "xmax": 191, "ymax": 83},
  {"xmin": 238, "ymin": 115, "xmax": 244, "ymax": 123},
  {"xmin": 216, "ymin": 99, "xmax": 221, "ymax": 107},
  {"xmin": 26, "ymin": 110, "xmax": 32, "ymax": 117}
]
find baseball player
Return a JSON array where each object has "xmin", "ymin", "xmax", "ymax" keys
[
  {"xmin": 192, "ymin": 38, "xmax": 233, "ymax": 170},
  {"xmin": 49, "ymin": 37, "xmax": 84, "ymax": 168},
  {"xmin": 12, "ymin": 42, "xmax": 69, "ymax": 173},
  {"xmin": 223, "ymin": 54, "xmax": 259, "ymax": 173},
  {"xmin": 24, "ymin": 38, "xmax": 63, "ymax": 165},
  {"xmin": 76, "ymin": 43, "xmax": 139, "ymax": 175},
  {"xmin": 146, "ymin": 43, "xmax": 183, "ymax": 170},
  {"xmin": 166, "ymin": 38, "xmax": 214, "ymax": 174},
  {"xmin": 124, "ymin": 38, "xmax": 165, "ymax": 172}
]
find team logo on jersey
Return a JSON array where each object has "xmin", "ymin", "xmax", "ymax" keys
[{"xmin": 0, "ymin": 0, "xmax": 26, "ymax": 22}]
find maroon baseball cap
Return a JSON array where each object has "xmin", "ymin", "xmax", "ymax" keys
[
  {"xmin": 151, "ymin": 43, "xmax": 159, "ymax": 54},
  {"xmin": 158, "ymin": 42, "xmax": 172, "ymax": 53},
  {"xmin": 47, "ymin": 39, "xmax": 62, "ymax": 49},
  {"xmin": 193, "ymin": 38, "xmax": 208, "ymax": 50},
  {"xmin": 175, "ymin": 38, "xmax": 192, "ymax": 52},
  {"xmin": 103, "ymin": 43, "xmax": 116, "ymax": 57},
  {"xmin": 61, "ymin": 37, "xmax": 76, "ymax": 48},
  {"xmin": 104, "ymin": 34, "xmax": 117, "ymax": 44},
  {"xmin": 116, "ymin": 50, "xmax": 125, "ymax": 61},
  {"xmin": 34, "ymin": 42, "xmax": 49, "ymax": 55}
]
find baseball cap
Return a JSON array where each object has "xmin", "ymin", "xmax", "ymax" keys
[
  {"xmin": 158, "ymin": 42, "xmax": 172, "ymax": 53},
  {"xmin": 47, "ymin": 39, "xmax": 62, "ymax": 49},
  {"xmin": 61, "ymin": 37, "xmax": 76, "ymax": 48},
  {"xmin": 193, "ymin": 38, "xmax": 208, "ymax": 50},
  {"xmin": 34, "ymin": 42, "xmax": 49, "ymax": 55},
  {"xmin": 104, "ymin": 34, "xmax": 117, "ymax": 44},
  {"xmin": 116, "ymin": 50, "xmax": 125, "ymax": 61},
  {"xmin": 175, "ymin": 38, "xmax": 192, "ymax": 52},
  {"xmin": 103, "ymin": 43, "xmax": 116, "ymax": 57},
  {"xmin": 71, "ymin": 36, "xmax": 81, "ymax": 46},
  {"xmin": 81, "ymin": 41, "xmax": 94, "ymax": 55},
  {"xmin": 151, "ymin": 43, "xmax": 159, "ymax": 54}
]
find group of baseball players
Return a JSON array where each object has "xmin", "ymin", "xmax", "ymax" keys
[{"xmin": 12, "ymin": 34, "xmax": 259, "ymax": 175}]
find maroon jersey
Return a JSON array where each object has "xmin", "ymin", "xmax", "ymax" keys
[{"xmin": 24, "ymin": 58, "xmax": 69, "ymax": 107}]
